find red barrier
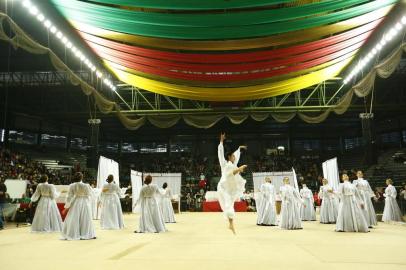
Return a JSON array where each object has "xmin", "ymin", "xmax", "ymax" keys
[{"xmin": 202, "ymin": 201, "xmax": 247, "ymax": 212}]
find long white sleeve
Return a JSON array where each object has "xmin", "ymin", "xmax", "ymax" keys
[
  {"xmin": 318, "ymin": 187, "xmax": 324, "ymax": 200},
  {"xmin": 354, "ymin": 187, "xmax": 364, "ymax": 205},
  {"xmin": 30, "ymin": 185, "xmax": 41, "ymax": 202},
  {"xmin": 115, "ymin": 184, "xmax": 122, "ymax": 197},
  {"xmin": 218, "ymin": 142, "xmax": 227, "ymax": 169},
  {"xmin": 233, "ymin": 148, "xmax": 241, "ymax": 166},
  {"xmin": 366, "ymin": 182, "xmax": 375, "ymax": 198},
  {"xmin": 65, "ymin": 184, "xmax": 75, "ymax": 209},
  {"xmin": 337, "ymin": 184, "xmax": 344, "ymax": 200},
  {"xmin": 293, "ymin": 188, "xmax": 304, "ymax": 204},
  {"xmin": 51, "ymin": 184, "xmax": 60, "ymax": 199}
]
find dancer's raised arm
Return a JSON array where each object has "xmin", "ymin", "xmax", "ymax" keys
[
  {"xmin": 218, "ymin": 132, "xmax": 227, "ymax": 168},
  {"xmin": 233, "ymin": 145, "xmax": 247, "ymax": 165}
]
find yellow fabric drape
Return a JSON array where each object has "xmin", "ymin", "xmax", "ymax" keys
[
  {"xmin": 70, "ymin": 5, "xmax": 392, "ymax": 51},
  {"xmin": 105, "ymin": 57, "xmax": 353, "ymax": 101}
]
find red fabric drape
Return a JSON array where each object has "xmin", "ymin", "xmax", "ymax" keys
[{"xmin": 79, "ymin": 18, "xmax": 381, "ymax": 64}]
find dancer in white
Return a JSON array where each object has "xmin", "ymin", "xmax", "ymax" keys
[
  {"xmin": 160, "ymin": 183, "xmax": 176, "ymax": 223},
  {"xmin": 382, "ymin": 178, "xmax": 403, "ymax": 222},
  {"xmin": 280, "ymin": 177, "xmax": 303, "ymax": 230},
  {"xmin": 29, "ymin": 175, "xmax": 62, "ymax": 232},
  {"xmin": 61, "ymin": 172, "xmax": 96, "ymax": 240},
  {"xmin": 336, "ymin": 174, "xmax": 369, "ymax": 233},
  {"xmin": 300, "ymin": 184, "xmax": 316, "ymax": 221},
  {"xmin": 318, "ymin": 178, "xmax": 338, "ymax": 224},
  {"xmin": 136, "ymin": 175, "xmax": 166, "ymax": 233},
  {"xmin": 217, "ymin": 132, "xmax": 247, "ymax": 234},
  {"xmin": 256, "ymin": 177, "xmax": 277, "ymax": 226},
  {"xmin": 100, "ymin": 175, "xmax": 124, "ymax": 229},
  {"xmin": 353, "ymin": 171, "xmax": 377, "ymax": 227}
]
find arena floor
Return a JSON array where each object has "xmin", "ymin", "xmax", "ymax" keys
[{"xmin": 0, "ymin": 212, "xmax": 405, "ymax": 270}]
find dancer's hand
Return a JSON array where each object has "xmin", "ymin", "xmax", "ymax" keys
[
  {"xmin": 360, "ymin": 204, "xmax": 365, "ymax": 209},
  {"xmin": 239, "ymin": 165, "xmax": 247, "ymax": 172},
  {"xmin": 220, "ymin": 132, "xmax": 226, "ymax": 142},
  {"xmin": 239, "ymin": 145, "xmax": 247, "ymax": 150}
]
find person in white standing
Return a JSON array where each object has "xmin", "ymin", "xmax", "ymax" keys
[
  {"xmin": 335, "ymin": 174, "xmax": 369, "ymax": 233},
  {"xmin": 256, "ymin": 177, "xmax": 277, "ymax": 226},
  {"xmin": 61, "ymin": 172, "xmax": 96, "ymax": 240},
  {"xmin": 217, "ymin": 132, "xmax": 247, "ymax": 234},
  {"xmin": 135, "ymin": 175, "xmax": 166, "ymax": 233},
  {"xmin": 280, "ymin": 177, "xmax": 304, "ymax": 230},
  {"xmin": 29, "ymin": 174, "xmax": 63, "ymax": 233},
  {"xmin": 382, "ymin": 178, "xmax": 404, "ymax": 222},
  {"xmin": 300, "ymin": 184, "xmax": 316, "ymax": 221},
  {"xmin": 318, "ymin": 178, "xmax": 339, "ymax": 224},
  {"xmin": 100, "ymin": 175, "xmax": 124, "ymax": 229},
  {"xmin": 353, "ymin": 171, "xmax": 377, "ymax": 228},
  {"xmin": 160, "ymin": 182, "xmax": 176, "ymax": 223}
]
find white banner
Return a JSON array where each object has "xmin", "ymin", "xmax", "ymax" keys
[
  {"xmin": 97, "ymin": 156, "xmax": 120, "ymax": 188},
  {"xmin": 130, "ymin": 170, "xmax": 143, "ymax": 213},
  {"xmin": 143, "ymin": 173, "xmax": 182, "ymax": 199},
  {"xmin": 143, "ymin": 172, "xmax": 182, "ymax": 213},
  {"xmin": 252, "ymin": 170, "xmax": 297, "ymax": 198},
  {"xmin": 322, "ymin": 157, "xmax": 340, "ymax": 191},
  {"xmin": 4, "ymin": 179, "xmax": 27, "ymax": 199}
]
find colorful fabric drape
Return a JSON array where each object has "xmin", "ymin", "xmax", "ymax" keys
[
  {"xmin": 50, "ymin": 0, "xmax": 397, "ymax": 101},
  {"xmin": 3, "ymin": 11, "xmax": 405, "ymax": 130},
  {"xmin": 52, "ymin": 0, "xmax": 395, "ymax": 39}
]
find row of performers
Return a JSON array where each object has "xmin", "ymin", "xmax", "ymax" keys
[
  {"xmin": 256, "ymin": 171, "xmax": 403, "ymax": 232},
  {"xmin": 27, "ymin": 173, "xmax": 175, "ymax": 240}
]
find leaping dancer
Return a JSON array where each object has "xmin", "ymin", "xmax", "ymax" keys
[{"xmin": 216, "ymin": 132, "xmax": 247, "ymax": 234}]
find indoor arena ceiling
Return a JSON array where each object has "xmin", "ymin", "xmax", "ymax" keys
[
  {"xmin": 49, "ymin": 0, "xmax": 397, "ymax": 101},
  {"xmin": 1, "ymin": 0, "xmax": 406, "ymax": 131}
]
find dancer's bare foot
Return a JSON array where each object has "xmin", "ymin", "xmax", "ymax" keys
[
  {"xmin": 228, "ymin": 224, "xmax": 236, "ymax": 235},
  {"xmin": 228, "ymin": 218, "xmax": 236, "ymax": 235}
]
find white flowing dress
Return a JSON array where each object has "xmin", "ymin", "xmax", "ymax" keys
[
  {"xmin": 100, "ymin": 183, "xmax": 124, "ymax": 229},
  {"xmin": 256, "ymin": 182, "xmax": 277, "ymax": 225},
  {"xmin": 61, "ymin": 182, "xmax": 96, "ymax": 240},
  {"xmin": 217, "ymin": 143, "xmax": 246, "ymax": 219},
  {"xmin": 160, "ymin": 188, "xmax": 176, "ymax": 223},
  {"xmin": 318, "ymin": 185, "xmax": 339, "ymax": 224},
  {"xmin": 353, "ymin": 178, "xmax": 377, "ymax": 227},
  {"xmin": 300, "ymin": 187, "xmax": 316, "ymax": 221},
  {"xmin": 335, "ymin": 181, "xmax": 369, "ymax": 233},
  {"xmin": 382, "ymin": 185, "xmax": 403, "ymax": 222},
  {"xmin": 137, "ymin": 184, "xmax": 166, "ymax": 233},
  {"xmin": 280, "ymin": 184, "xmax": 303, "ymax": 229},
  {"xmin": 30, "ymin": 183, "xmax": 63, "ymax": 232}
]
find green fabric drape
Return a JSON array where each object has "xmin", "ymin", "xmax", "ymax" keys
[
  {"xmin": 52, "ymin": 0, "xmax": 369, "ymax": 27},
  {"xmin": 87, "ymin": 0, "xmax": 295, "ymax": 10},
  {"xmin": 51, "ymin": 0, "xmax": 396, "ymax": 39}
]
